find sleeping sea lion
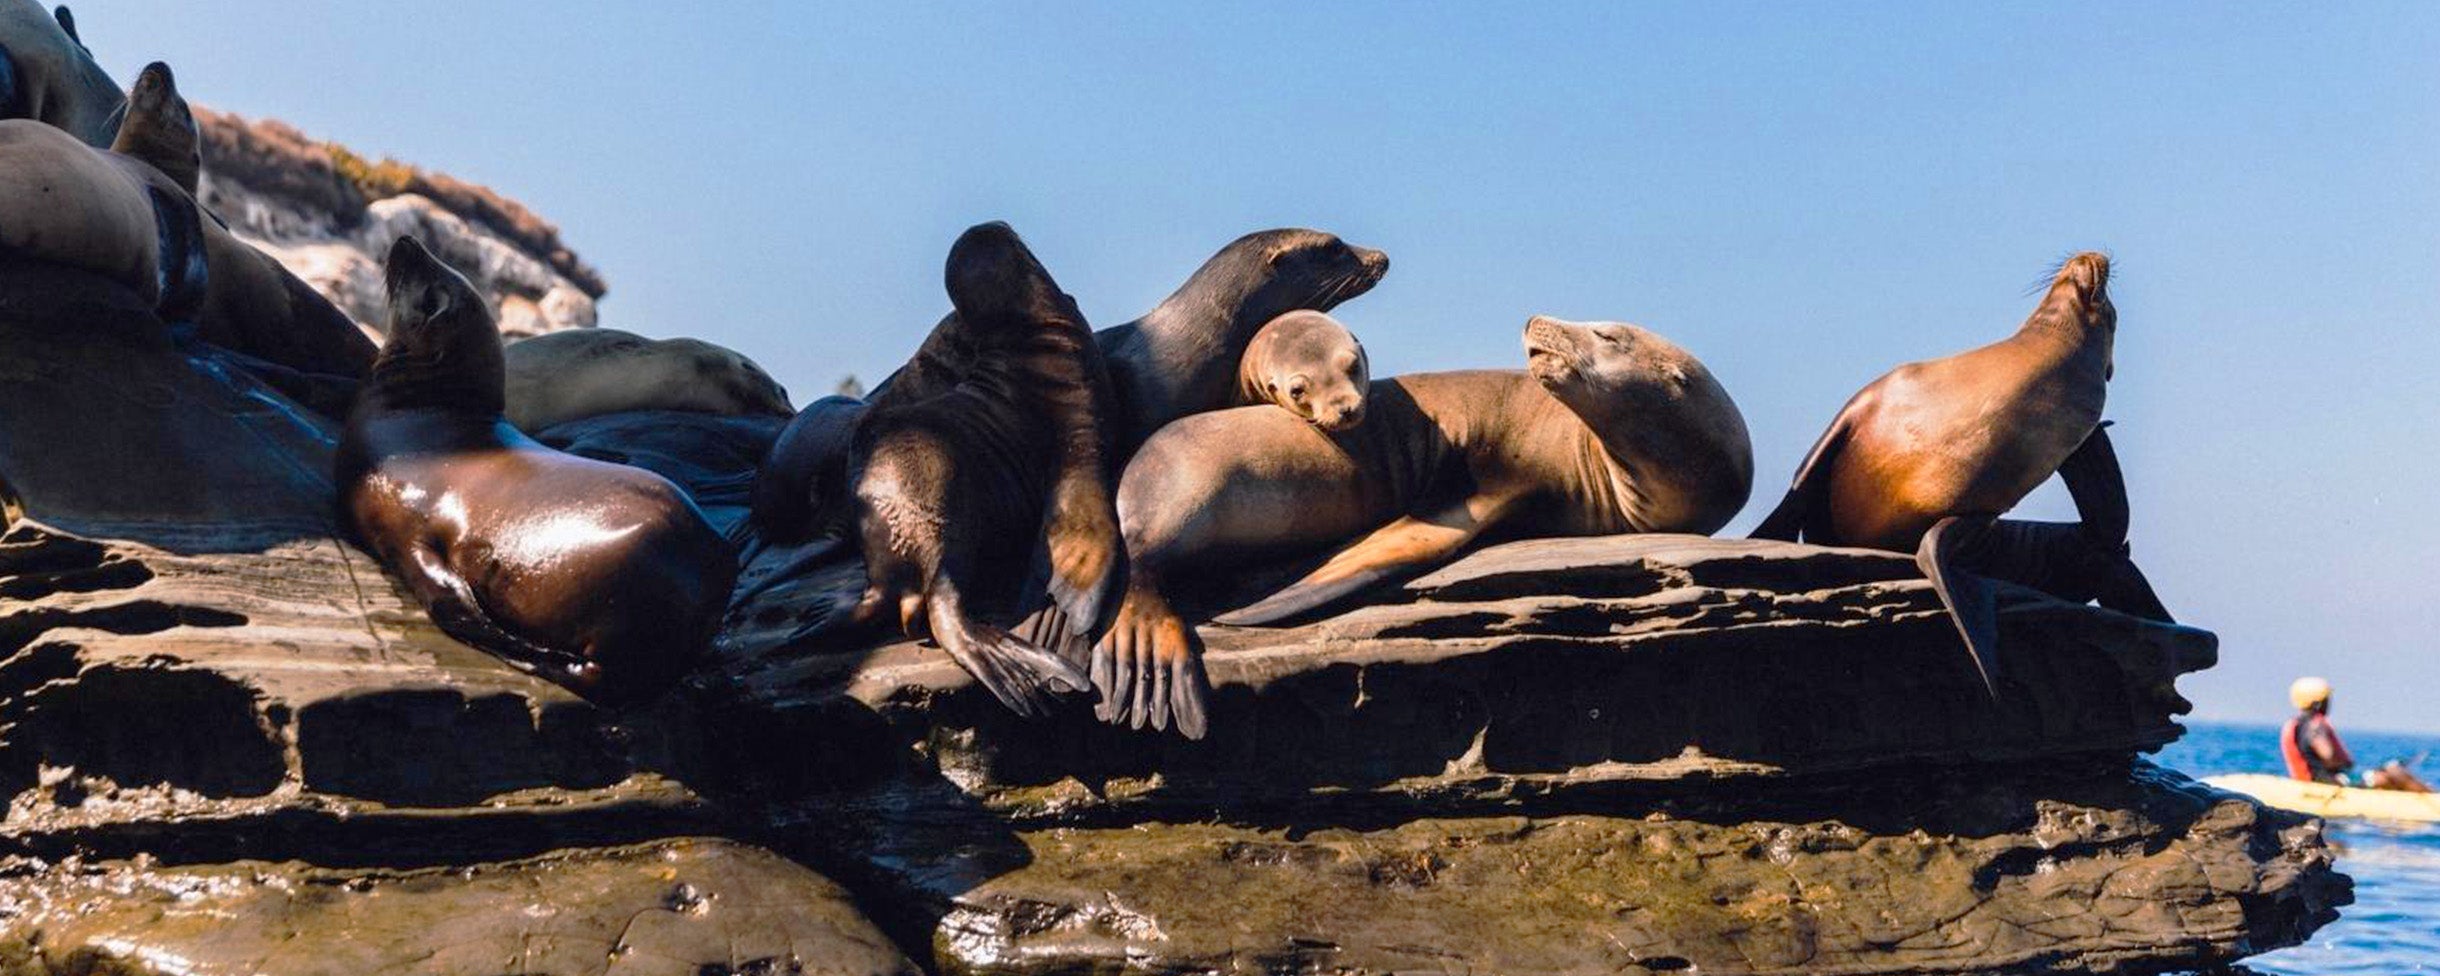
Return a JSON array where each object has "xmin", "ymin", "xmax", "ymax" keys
[
  {"xmin": 749, "ymin": 228, "xmax": 1387, "ymax": 547},
  {"xmin": 1749, "ymin": 251, "xmax": 2174, "ymax": 694},
  {"xmin": 337, "ymin": 236, "xmax": 736, "ymax": 706},
  {"xmin": 845, "ymin": 221, "xmax": 1121, "ymax": 718},
  {"xmin": 1090, "ymin": 316, "xmax": 1754, "ymax": 737},
  {"xmin": 0, "ymin": 0, "xmax": 120, "ymax": 146},
  {"xmin": 502, "ymin": 327, "xmax": 793, "ymax": 432},
  {"xmin": 0, "ymin": 62, "xmax": 375, "ymax": 405}
]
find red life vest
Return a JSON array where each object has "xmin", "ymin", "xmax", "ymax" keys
[{"xmin": 2280, "ymin": 716, "xmax": 2311, "ymax": 780}]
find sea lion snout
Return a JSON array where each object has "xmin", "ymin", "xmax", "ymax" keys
[
  {"xmin": 134, "ymin": 60, "xmax": 173, "ymax": 94},
  {"xmin": 2048, "ymin": 251, "xmax": 2114, "ymax": 329},
  {"xmin": 1523, "ymin": 315, "xmax": 1587, "ymax": 384}
]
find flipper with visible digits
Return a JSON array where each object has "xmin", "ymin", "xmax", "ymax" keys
[
  {"xmin": 926, "ymin": 576, "xmax": 1088, "ymax": 718},
  {"xmin": 1091, "ymin": 582, "xmax": 1212, "ymax": 739}
]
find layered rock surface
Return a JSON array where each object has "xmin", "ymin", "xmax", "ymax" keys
[{"xmin": 0, "ymin": 270, "xmax": 2351, "ymax": 974}]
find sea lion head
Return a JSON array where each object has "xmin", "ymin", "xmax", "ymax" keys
[
  {"xmin": 110, "ymin": 61, "xmax": 199, "ymax": 193},
  {"xmin": 675, "ymin": 338, "xmax": 794, "ymax": 417},
  {"xmin": 1198, "ymin": 229, "xmax": 1390, "ymax": 330},
  {"xmin": 2045, "ymin": 251, "xmax": 2114, "ymax": 332},
  {"xmin": 1524, "ymin": 315, "xmax": 1725, "ymax": 422},
  {"xmin": 377, "ymin": 235, "xmax": 506, "ymax": 412},
  {"xmin": 945, "ymin": 221, "xmax": 1084, "ymax": 335},
  {"xmin": 1248, "ymin": 310, "xmax": 1369, "ymax": 431}
]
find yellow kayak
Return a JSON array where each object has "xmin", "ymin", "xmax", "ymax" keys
[{"xmin": 2204, "ymin": 773, "xmax": 2440, "ymax": 823}]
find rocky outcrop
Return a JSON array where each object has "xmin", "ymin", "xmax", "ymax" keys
[
  {"xmin": 194, "ymin": 107, "xmax": 604, "ymax": 339},
  {"xmin": 0, "ymin": 266, "xmax": 2350, "ymax": 975}
]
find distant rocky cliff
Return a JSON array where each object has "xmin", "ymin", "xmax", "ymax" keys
[{"xmin": 193, "ymin": 106, "xmax": 604, "ymax": 339}]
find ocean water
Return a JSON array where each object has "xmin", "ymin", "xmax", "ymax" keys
[{"xmin": 2157, "ymin": 720, "xmax": 2440, "ymax": 974}]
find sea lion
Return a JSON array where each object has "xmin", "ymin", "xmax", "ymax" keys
[
  {"xmin": 0, "ymin": 63, "xmax": 375, "ymax": 401},
  {"xmin": 1749, "ymin": 251, "xmax": 2174, "ymax": 695},
  {"xmin": 845, "ymin": 221, "xmax": 1120, "ymax": 718},
  {"xmin": 1237, "ymin": 310, "xmax": 1370, "ymax": 431},
  {"xmin": 1090, "ymin": 316, "xmax": 1754, "ymax": 737},
  {"xmin": 337, "ymin": 236, "xmax": 737, "ymax": 706},
  {"xmin": 107, "ymin": 60, "xmax": 197, "ymax": 194},
  {"xmin": 0, "ymin": 0, "xmax": 120, "ymax": 147},
  {"xmin": 502, "ymin": 328, "xmax": 794, "ymax": 433},
  {"xmin": 749, "ymin": 228, "xmax": 1388, "ymax": 547}
]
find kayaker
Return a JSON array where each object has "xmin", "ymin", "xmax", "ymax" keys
[{"xmin": 2280, "ymin": 677, "xmax": 2354, "ymax": 784}]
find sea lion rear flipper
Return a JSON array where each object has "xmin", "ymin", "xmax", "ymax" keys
[
  {"xmin": 2057, "ymin": 421, "xmax": 2132, "ymax": 547},
  {"xmin": 1215, "ymin": 497, "xmax": 1507, "ymax": 626},
  {"xmin": 926, "ymin": 578, "xmax": 1088, "ymax": 718},
  {"xmin": 1916, "ymin": 515, "xmax": 2005, "ymax": 699},
  {"xmin": 1750, "ymin": 409, "xmax": 1853, "ymax": 542},
  {"xmin": 1092, "ymin": 584, "xmax": 1212, "ymax": 739}
]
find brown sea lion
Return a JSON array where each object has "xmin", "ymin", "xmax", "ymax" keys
[
  {"xmin": 1237, "ymin": 310, "xmax": 1370, "ymax": 431},
  {"xmin": 749, "ymin": 228, "xmax": 1387, "ymax": 547},
  {"xmin": 502, "ymin": 328, "xmax": 793, "ymax": 433},
  {"xmin": 0, "ymin": 0, "xmax": 121, "ymax": 147},
  {"xmin": 337, "ymin": 236, "xmax": 737, "ymax": 706},
  {"xmin": 107, "ymin": 60, "xmax": 196, "ymax": 193},
  {"xmin": 0, "ymin": 62, "xmax": 375, "ymax": 402},
  {"xmin": 1090, "ymin": 316, "xmax": 1754, "ymax": 737},
  {"xmin": 1749, "ymin": 252, "xmax": 2174, "ymax": 694},
  {"xmin": 845, "ymin": 221, "xmax": 1120, "ymax": 717}
]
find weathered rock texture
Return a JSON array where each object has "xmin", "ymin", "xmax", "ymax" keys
[
  {"xmin": 0, "ymin": 267, "xmax": 2350, "ymax": 975},
  {"xmin": 195, "ymin": 106, "xmax": 605, "ymax": 339}
]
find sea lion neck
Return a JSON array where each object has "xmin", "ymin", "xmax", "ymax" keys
[{"xmin": 365, "ymin": 318, "xmax": 507, "ymax": 416}]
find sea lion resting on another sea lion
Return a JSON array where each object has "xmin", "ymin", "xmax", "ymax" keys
[
  {"xmin": 0, "ymin": 62, "xmax": 375, "ymax": 403},
  {"xmin": 749, "ymin": 228, "xmax": 1387, "ymax": 547},
  {"xmin": 1750, "ymin": 251, "xmax": 2173, "ymax": 695},
  {"xmin": 337, "ymin": 236, "xmax": 736, "ymax": 706},
  {"xmin": 1089, "ymin": 316, "xmax": 1754, "ymax": 738},
  {"xmin": 0, "ymin": 0, "xmax": 122, "ymax": 147},
  {"xmin": 845, "ymin": 222, "xmax": 1123, "ymax": 718},
  {"xmin": 1235, "ymin": 310, "xmax": 1370, "ymax": 431},
  {"xmin": 503, "ymin": 328, "xmax": 794, "ymax": 433}
]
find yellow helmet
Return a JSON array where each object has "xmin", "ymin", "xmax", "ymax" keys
[{"xmin": 2289, "ymin": 676, "xmax": 2332, "ymax": 710}]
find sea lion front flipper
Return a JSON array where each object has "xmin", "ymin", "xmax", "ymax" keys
[
  {"xmin": 398, "ymin": 543, "xmax": 596, "ymax": 682},
  {"xmin": 2057, "ymin": 421, "xmax": 2131, "ymax": 547},
  {"xmin": 1916, "ymin": 515, "xmax": 2005, "ymax": 699},
  {"xmin": 925, "ymin": 576, "xmax": 1088, "ymax": 719},
  {"xmin": 53, "ymin": 7, "xmax": 82, "ymax": 47},
  {"xmin": 1215, "ymin": 495, "xmax": 1511, "ymax": 626},
  {"xmin": 1016, "ymin": 458, "xmax": 1125, "ymax": 660}
]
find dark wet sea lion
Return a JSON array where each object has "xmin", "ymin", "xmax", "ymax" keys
[
  {"xmin": 1091, "ymin": 316, "xmax": 1754, "ymax": 737},
  {"xmin": 337, "ymin": 237, "xmax": 736, "ymax": 706},
  {"xmin": 1749, "ymin": 251, "xmax": 2173, "ymax": 694},
  {"xmin": 0, "ymin": 0, "xmax": 120, "ymax": 146},
  {"xmin": 503, "ymin": 328, "xmax": 794, "ymax": 433},
  {"xmin": 1236, "ymin": 310, "xmax": 1370, "ymax": 431},
  {"xmin": 749, "ymin": 228, "xmax": 1387, "ymax": 547},
  {"xmin": 845, "ymin": 222, "xmax": 1121, "ymax": 717}
]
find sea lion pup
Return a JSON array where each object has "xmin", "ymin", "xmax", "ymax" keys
[
  {"xmin": 845, "ymin": 222, "xmax": 1121, "ymax": 718},
  {"xmin": 1749, "ymin": 252, "xmax": 2174, "ymax": 695},
  {"xmin": 1237, "ymin": 310, "xmax": 1370, "ymax": 431},
  {"xmin": 337, "ymin": 237, "xmax": 737, "ymax": 706},
  {"xmin": 747, "ymin": 228, "xmax": 1387, "ymax": 547},
  {"xmin": 1092, "ymin": 316, "xmax": 1753, "ymax": 738},
  {"xmin": 0, "ymin": 0, "xmax": 121, "ymax": 146},
  {"xmin": 502, "ymin": 328, "xmax": 794, "ymax": 432}
]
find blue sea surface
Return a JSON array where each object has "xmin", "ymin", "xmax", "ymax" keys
[{"xmin": 2158, "ymin": 720, "xmax": 2440, "ymax": 974}]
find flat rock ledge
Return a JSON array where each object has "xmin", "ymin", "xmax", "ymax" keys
[{"xmin": 0, "ymin": 276, "xmax": 2351, "ymax": 975}]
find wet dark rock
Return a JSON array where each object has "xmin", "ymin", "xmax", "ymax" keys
[
  {"xmin": 0, "ymin": 257, "xmax": 2347, "ymax": 974},
  {"xmin": 0, "ymin": 838, "xmax": 918, "ymax": 976}
]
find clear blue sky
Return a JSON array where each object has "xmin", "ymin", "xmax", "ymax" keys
[{"xmin": 80, "ymin": 3, "xmax": 2440, "ymax": 732}]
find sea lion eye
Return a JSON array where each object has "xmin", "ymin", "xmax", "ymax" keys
[{"xmin": 1286, "ymin": 377, "xmax": 1309, "ymax": 403}]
